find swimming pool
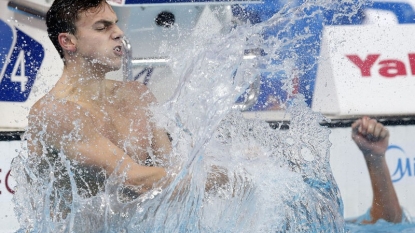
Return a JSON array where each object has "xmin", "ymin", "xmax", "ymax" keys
[{"xmin": 1, "ymin": 0, "xmax": 415, "ymax": 232}]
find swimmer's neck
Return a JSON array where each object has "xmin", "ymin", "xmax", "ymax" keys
[
  {"xmin": 63, "ymin": 59, "xmax": 109, "ymax": 80},
  {"xmin": 52, "ymin": 65, "xmax": 112, "ymax": 102}
]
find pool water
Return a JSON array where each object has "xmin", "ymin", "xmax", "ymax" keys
[{"xmin": 10, "ymin": 0, "xmax": 415, "ymax": 232}]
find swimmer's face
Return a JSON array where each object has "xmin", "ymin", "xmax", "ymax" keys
[{"xmin": 73, "ymin": 2, "xmax": 124, "ymax": 72}]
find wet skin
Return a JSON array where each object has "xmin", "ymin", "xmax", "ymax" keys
[
  {"xmin": 28, "ymin": 2, "xmax": 171, "ymax": 194},
  {"xmin": 351, "ymin": 117, "xmax": 402, "ymax": 224}
]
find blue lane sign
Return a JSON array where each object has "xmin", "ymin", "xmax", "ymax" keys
[{"xmin": 0, "ymin": 19, "xmax": 44, "ymax": 102}]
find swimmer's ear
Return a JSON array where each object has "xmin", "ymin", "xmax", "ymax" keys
[{"xmin": 58, "ymin": 32, "xmax": 77, "ymax": 54}]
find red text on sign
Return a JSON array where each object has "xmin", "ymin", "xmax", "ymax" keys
[{"xmin": 346, "ymin": 54, "xmax": 415, "ymax": 78}]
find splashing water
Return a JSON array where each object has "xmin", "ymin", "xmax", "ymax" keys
[{"xmin": 9, "ymin": 0, "xmax": 364, "ymax": 232}]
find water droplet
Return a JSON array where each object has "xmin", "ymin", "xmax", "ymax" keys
[
  {"xmin": 286, "ymin": 137, "xmax": 294, "ymax": 145},
  {"xmin": 301, "ymin": 147, "xmax": 314, "ymax": 162}
]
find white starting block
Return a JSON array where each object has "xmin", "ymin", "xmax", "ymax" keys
[
  {"xmin": 315, "ymin": 0, "xmax": 415, "ymax": 220},
  {"xmin": 312, "ymin": 24, "xmax": 415, "ymax": 117}
]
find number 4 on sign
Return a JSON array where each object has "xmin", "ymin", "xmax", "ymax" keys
[{"xmin": 11, "ymin": 50, "xmax": 27, "ymax": 92}]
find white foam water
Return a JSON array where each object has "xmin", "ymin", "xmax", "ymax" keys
[{"xmin": 9, "ymin": 0, "xmax": 391, "ymax": 232}]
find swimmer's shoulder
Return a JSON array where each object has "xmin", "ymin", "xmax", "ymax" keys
[
  {"xmin": 27, "ymin": 95, "xmax": 94, "ymax": 152},
  {"xmin": 29, "ymin": 94, "xmax": 94, "ymax": 131},
  {"xmin": 30, "ymin": 94, "xmax": 78, "ymax": 116},
  {"xmin": 29, "ymin": 94, "xmax": 58, "ymax": 121}
]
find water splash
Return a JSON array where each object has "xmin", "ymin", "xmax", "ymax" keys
[{"xmin": 10, "ymin": 0, "xmax": 355, "ymax": 232}]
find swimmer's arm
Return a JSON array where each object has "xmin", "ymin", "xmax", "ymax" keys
[
  {"xmin": 126, "ymin": 82, "xmax": 173, "ymax": 166},
  {"xmin": 150, "ymin": 121, "xmax": 229, "ymax": 192},
  {"xmin": 150, "ymin": 124, "xmax": 172, "ymax": 166},
  {"xmin": 116, "ymin": 82, "xmax": 172, "ymax": 165},
  {"xmin": 26, "ymin": 104, "xmax": 51, "ymax": 159},
  {"xmin": 365, "ymin": 155, "xmax": 402, "ymax": 223},
  {"xmin": 351, "ymin": 117, "xmax": 402, "ymax": 223},
  {"xmin": 44, "ymin": 104, "xmax": 166, "ymax": 194},
  {"xmin": 69, "ymin": 132, "xmax": 166, "ymax": 193}
]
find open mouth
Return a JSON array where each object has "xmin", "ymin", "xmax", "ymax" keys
[{"xmin": 114, "ymin": 46, "xmax": 123, "ymax": 56}]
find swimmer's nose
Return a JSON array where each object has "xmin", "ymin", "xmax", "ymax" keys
[{"xmin": 112, "ymin": 25, "xmax": 124, "ymax": 41}]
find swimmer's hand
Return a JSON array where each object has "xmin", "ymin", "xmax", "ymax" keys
[
  {"xmin": 351, "ymin": 116, "xmax": 389, "ymax": 159},
  {"xmin": 351, "ymin": 117, "xmax": 402, "ymax": 224}
]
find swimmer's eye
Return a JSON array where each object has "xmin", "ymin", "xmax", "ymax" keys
[
  {"xmin": 96, "ymin": 27, "xmax": 107, "ymax": 31},
  {"xmin": 94, "ymin": 21, "xmax": 117, "ymax": 31}
]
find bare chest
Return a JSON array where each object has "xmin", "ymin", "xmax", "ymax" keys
[{"xmin": 85, "ymin": 103, "xmax": 151, "ymax": 163}]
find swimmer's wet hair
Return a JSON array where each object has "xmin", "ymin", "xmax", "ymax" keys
[{"xmin": 46, "ymin": 0, "xmax": 107, "ymax": 59}]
